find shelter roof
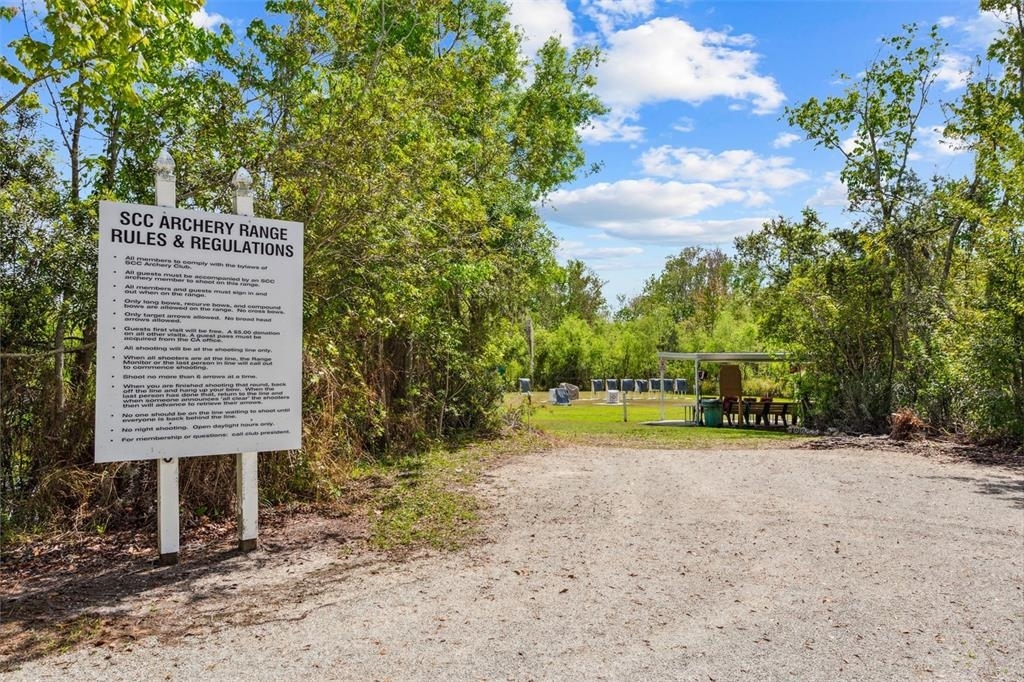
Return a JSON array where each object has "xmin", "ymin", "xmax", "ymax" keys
[{"xmin": 656, "ymin": 352, "xmax": 790, "ymax": 363}]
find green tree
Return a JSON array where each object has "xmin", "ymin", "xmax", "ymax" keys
[
  {"xmin": 534, "ymin": 259, "xmax": 608, "ymax": 326},
  {"xmin": 939, "ymin": 0, "xmax": 1024, "ymax": 441},
  {"xmin": 234, "ymin": 0, "xmax": 604, "ymax": 450},
  {"xmin": 1, "ymin": 0, "xmax": 230, "ymax": 396},
  {"xmin": 1, "ymin": 1, "xmax": 233, "ymax": 526},
  {"xmin": 1, "ymin": 0, "xmax": 607, "ymax": 529},
  {"xmin": 759, "ymin": 24, "xmax": 958, "ymax": 430},
  {"xmin": 0, "ymin": 106, "xmax": 67, "ymax": 519},
  {"xmin": 606, "ymin": 313, "xmax": 673, "ymax": 379},
  {"xmin": 533, "ymin": 315, "xmax": 607, "ymax": 388},
  {"xmin": 620, "ymin": 247, "xmax": 732, "ymax": 332}
]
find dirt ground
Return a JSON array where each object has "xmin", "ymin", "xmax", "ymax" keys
[{"xmin": 2, "ymin": 438, "xmax": 1022, "ymax": 681}]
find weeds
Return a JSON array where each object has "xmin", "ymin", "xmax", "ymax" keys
[{"xmin": 367, "ymin": 446, "xmax": 491, "ymax": 552}]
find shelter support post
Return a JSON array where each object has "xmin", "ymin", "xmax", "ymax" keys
[
  {"xmin": 236, "ymin": 451, "xmax": 258, "ymax": 551},
  {"xmin": 695, "ymin": 360, "xmax": 701, "ymax": 425},
  {"xmin": 659, "ymin": 363, "xmax": 666, "ymax": 421}
]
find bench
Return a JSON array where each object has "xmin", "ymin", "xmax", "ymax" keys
[
  {"xmin": 725, "ymin": 399, "xmax": 795, "ymax": 427},
  {"xmin": 760, "ymin": 401, "xmax": 791, "ymax": 426}
]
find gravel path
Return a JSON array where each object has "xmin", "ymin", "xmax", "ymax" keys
[{"xmin": 7, "ymin": 445, "xmax": 1023, "ymax": 681}]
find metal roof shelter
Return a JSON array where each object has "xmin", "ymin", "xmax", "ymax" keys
[
  {"xmin": 657, "ymin": 352, "xmax": 789, "ymax": 363},
  {"xmin": 655, "ymin": 351, "xmax": 791, "ymax": 422}
]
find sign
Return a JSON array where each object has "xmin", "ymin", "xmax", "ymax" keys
[{"xmin": 95, "ymin": 201, "xmax": 303, "ymax": 462}]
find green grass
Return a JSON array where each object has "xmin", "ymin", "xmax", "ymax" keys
[
  {"xmin": 372, "ymin": 479, "xmax": 478, "ymax": 552},
  {"xmin": 513, "ymin": 391, "xmax": 805, "ymax": 448},
  {"xmin": 364, "ymin": 436, "xmax": 546, "ymax": 552}
]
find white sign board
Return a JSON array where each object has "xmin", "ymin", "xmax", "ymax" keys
[{"xmin": 95, "ymin": 201, "xmax": 303, "ymax": 462}]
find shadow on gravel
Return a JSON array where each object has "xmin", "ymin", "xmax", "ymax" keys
[
  {"xmin": 0, "ymin": 510, "xmax": 367, "ymax": 673},
  {"xmin": 923, "ymin": 475, "xmax": 1024, "ymax": 510},
  {"xmin": 975, "ymin": 477, "xmax": 1024, "ymax": 507},
  {"xmin": 804, "ymin": 435, "xmax": 1023, "ymax": 509},
  {"xmin": 803, "ymin": 434, "xmax": 1023, "ymax": 468}
]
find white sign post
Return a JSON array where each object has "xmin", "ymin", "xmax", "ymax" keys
[
  {"xmin": 154, "ymin": 150, "xmax": 178, "ymax": 564},
  {"xmin": 95, "ymin": 150, "xmax": 303, "ymax": 564},
  {"xmin": 232, "ymin": 167, "xmax": 259, "ymax": 553}
]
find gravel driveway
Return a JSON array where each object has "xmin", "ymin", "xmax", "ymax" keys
[{"xmin": 7, "ymin": 444, "xmax": 1023, "ymax": 680}]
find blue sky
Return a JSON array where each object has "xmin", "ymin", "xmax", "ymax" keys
[
  {"xmin": 11, "ymin": 1, "xmax": 999, "ymax": 306},
  {"xmin": 493, "ymin": 0, "xmax": 999, "ymax": 307}
]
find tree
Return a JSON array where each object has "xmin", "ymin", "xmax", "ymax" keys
[
  {"xmin": 0, "ymin": 105, "xmax": 66, "ymax": 516},
  {"xmin": 239, "ymin": 0, "xmax": 605, "ymax": 447},
  {"xmin": 534, "ymin": 259, "xmax": 608, "ymax": 326},
  {"xmin": 533, "ymin": 315, "xmax": 607, "ymax": 388},
  {"xmin": 606, "ymin": 313, "xmax": 673, "ymax": 379},
  {"xmin": 1, "ymin": 2, "xmax": 233, "ymax": 526},
  {"xmin": 939, "ymin": 0, "xmax": 1024, "ymax": 440},
  {"xmin": 765, "ymin": 24, "xmax": 958, "ymax": 430},
  {"xmin": 0, "ymin": 0, "xmax": 608, "ymax": 529},
  {"xmin": 1, "ymin": 0, "xmax": 231, "ymax": 416},
  {"xmin": 617, "ymin": 247, "xmax": 733, "ymax": 358}
]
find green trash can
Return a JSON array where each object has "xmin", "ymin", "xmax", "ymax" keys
[{"xmin": 701, "ymin": 398, "xmax": 723, "ymax": 427}]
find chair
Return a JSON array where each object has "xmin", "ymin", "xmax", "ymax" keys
[
  {"xmin": 723, "ymin": 396, "xmax": 746, "ymax": 426},
  {"xmin": 741, "ymin": 398, "xmax": 763, "ymax": 426},
  {"xmin": 719, "ymin": 365, "xmax": 743, "ymax": 426},
  {"xmin": 741, "ymin": 398, "xmax": 792, "ymax": 427},
  {"xmin": 764, "ymin": 401, "xmax": 790, "ymax": 426}
]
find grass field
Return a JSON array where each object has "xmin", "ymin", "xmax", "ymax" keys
[{"xmin": 512, "ymin": 391, "xmax": 804, "ymax": 448}]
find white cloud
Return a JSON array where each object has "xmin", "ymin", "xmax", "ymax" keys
[
  {"xmin": 557, "ymin": 241, "xmax": 644, "ymax": 260},
  {"xmin": 568, "ymin": 216, "xmax": 768, "ymax": 244},
  {"xmin": 959, "ymin": 9, "xmax": 1005, "ymax": 49},
  {"xmin": 584, "ymin": 0, "xmax": 655, "ymax": 19},
  {"xmin": 937, "ymin": 16, "xmax": 957, "ymax": 29},
  {"xmin": 191, "ymin": 8, "xmax": 226, "ymax": 30},
  {"xmin": 920, "ymin": 124, "xmax": 969, "ymax": 157},
  {"xmin": 935, "ymin": 53, "xmax": 972, "ymax": 91},
  {"xmin": 595, "ymin": 18, "xmax": 785, "ymax": 115},
  {"xmin": 506, "ymin": 0, "xmax": 576, "ymax": 55},
  {"xmin": 744, "ymin": 190, "xmax": 772, "ymax": 207},
  {"xmin": 639, "ymin": 146, "xmax": 809, "ymax": 190},
  {"xmin": 549, "ymin": 179, "xmax": 746, "ymax": 218},
  {"xmin": 773, "ymin": 132, "xmax": 801, "ymax": 149},
  {"xmin": 840, "ymin": 135, "xmax": 860, "ymax": 155},
  {"xmin": 673, "ymin": 117, "xmax": 696, "ymax": 133},
  {"xmin": 806, "ymin": 173, "xmax": 848, "ymax": 209},
  {"xmin": 541, "ymin": 179, "xmax": 773, "ymax": 242},
  {"xmin": 581, "ymin": 112, "xmax": 645, "ymax": 143},
  {"xmin": 581, "ymin": 0, "xmax": 655, "ymax": 35}
]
